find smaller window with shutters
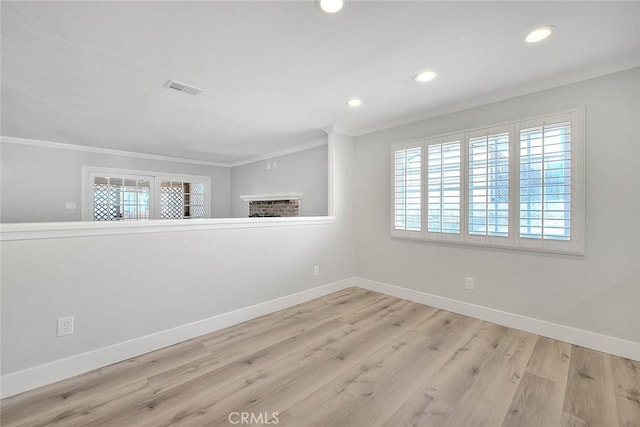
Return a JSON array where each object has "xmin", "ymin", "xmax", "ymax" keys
[
  {"xmin": 82, "ymin": 167, "xmax": 211, "ymax": 221},
  {"xmin": 390, "ymin": 110, "xmax": 584, "ymax": 254}
]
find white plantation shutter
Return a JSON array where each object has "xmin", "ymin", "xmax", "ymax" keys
[
  {"xmin": 426, "ymin": 136, "xmax": 463, "ymax": 241},
  {"xmin": 519, "ymin": 121, "xmax": 571, "ymax": 239},
  {"xmin": 468, "ymin": 128, "xmax": 510, "ymax": 241},
  {"xmin": 392, "ymin": 145, "xmax": 422, "ymax": 234},
  {"xmin": 517, "ymin": 111, "xmax": 583, "ymax": 253},
  {"xmin": 389, "ymin": 110, "xmax": 583, "ymax": 254}
]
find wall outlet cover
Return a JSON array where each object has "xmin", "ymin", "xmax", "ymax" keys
[
  {"xmin": 464, "ymin": 277, "xmax": 474, "ymax": 290},
  {"xmin": 57, "ymin": 316, "xmax": 74, "ymax": 337}
]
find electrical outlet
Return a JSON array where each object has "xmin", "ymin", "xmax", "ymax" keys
[
  {"xmin": 272, "ymin": 161, "xmax": 277, "ymax": 169},
  {"xmin": 65, "ymin": 202, "xmax": 77, "ymax": 210},
  {"xmin": 266, "ymin": 162, "xmax": 271, "ymax": 170},
  {"xmin": 313, "ymin": 265, "xmax": 320, "ymax": 276},
  {"xmin": 464, "ymin": 277, "xmax": 474, "ymax": 290},
  {"xmin": 57, "ymin": 316, "xmax": 74, "ymax": 337}
]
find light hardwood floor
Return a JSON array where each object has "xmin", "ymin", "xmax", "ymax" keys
[{"xmin": 2, "ymin": 287, "xmax": 639, "ymax": 426}]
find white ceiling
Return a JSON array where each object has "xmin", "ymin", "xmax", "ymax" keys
[{"xmin": 2, "ymin": 1, "xmax": 638, "ymax": 163}]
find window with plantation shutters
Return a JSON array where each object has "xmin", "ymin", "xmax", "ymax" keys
[
  {"xmin": 426, "ymin": 137, "xmax": 462, "ymax": 240},
  {"xmin": 516, "ymin": 112, "xmax": 583, "ymax": 254},
  {"xmin": 393, "ymin": 145, "xmax": 422, "ymax": 233},
  {"xmin": 468, "ymin": 129, "xmax": 510, "ymax": 238},
  {"xmin": 390, "ymin": 110, "xmax": 583, "ymax": 254}
]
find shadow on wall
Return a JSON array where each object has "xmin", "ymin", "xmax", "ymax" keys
[{"xmin": 551, "ymin": 276, "xmax": 640, "ymax": 341}]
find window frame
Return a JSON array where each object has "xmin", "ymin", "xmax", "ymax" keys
[
  {"xmin": 390, "ymin": 109, "xmax": 585, "ymax": 255},
  {"xmin": 81, "ymin": 166, "xmax": 212, "ymax": 221}
]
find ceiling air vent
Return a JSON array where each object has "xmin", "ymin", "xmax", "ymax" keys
[{"xmin": 164, "ymin": 79, "xmax": 203, "ymax": 96}]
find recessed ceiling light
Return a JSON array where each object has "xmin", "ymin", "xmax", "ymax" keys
[
  {"xmin": 318, "ymin": 0, "xmax": 344, "ymax": 14},
  {"xmin": 525, "ymin": 26, "xmax": 554, "ymax": 43},
  {"xmin": 347, "ymin": 98, "xmax": 362, "ymax": 107},
  {"xmin": 414, "ymin": 70, "xmax": 437, "ymax": 83}
]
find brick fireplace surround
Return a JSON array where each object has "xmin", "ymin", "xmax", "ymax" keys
[{"xmin": 249, "ymin": 199, "xmax": 300, "ymax": 217}]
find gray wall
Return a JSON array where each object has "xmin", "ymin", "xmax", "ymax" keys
[
  {"xmin": 0, "ymin": 142, "xmax": 328, "ymax": 222},
  {"xmin": 354, "ymin": 67, "xmax": 640, "ymax": 343},
  {"xmin": 0, "ymin": 144, "xmax": 231, "ymax": 222},
  {"xmin": 2, "ymin": 69, "xmax": 639, "ymax": 380},
  {"xmin": 0, "ymin": 133, "xmax": 355, "ymax": 375},
  {"xmin": 230, "ymin": 143, "xmax": 328, "ymax": 217}
]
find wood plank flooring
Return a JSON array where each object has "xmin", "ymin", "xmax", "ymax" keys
[{"xmin": 2, "ymin": 287, "xmax": 638, "ymax": 426}]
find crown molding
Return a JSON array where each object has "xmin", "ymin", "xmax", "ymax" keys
[
  {"xmin": 0, "ymin": 136, "xmax": 230, "ymax": 167},
  {"xmin": 229, "ymin": 138, "xmax": 327, "ymax": 167},
  {"xmin": 322, "ymin": 125, "xmax": 352, "ymax": 136},
  {"xmin": 353, "ymin": 62, "xmax": 640, "ymax": 138},
  {"xmin": 1, "ymin": 135, "xmax": 329, "ymax": 169}
]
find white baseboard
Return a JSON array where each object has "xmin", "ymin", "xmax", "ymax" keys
[
  {"xmin": 354, "ymin": 277, "xmax": 640, "ymax": 362},
  {"xmin": 0, "ymin": 278, "xmax": 354, "ymax": 399},
  {"xmin": 4, "ymin": 277, "xmax": 637, "ymax": 399}
]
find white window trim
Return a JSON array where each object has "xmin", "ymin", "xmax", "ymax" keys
[
  {"xmin": 81, "ymin": 166, "xmax": 212, "ymax": 221},
  {"xmin": 390, "ymin": 108, "xmax": 585, "ymax": 255}
]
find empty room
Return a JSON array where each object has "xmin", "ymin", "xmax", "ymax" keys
[{"xmin": 1, "ymin": 1, "xmax": 639, "ymax": 426}]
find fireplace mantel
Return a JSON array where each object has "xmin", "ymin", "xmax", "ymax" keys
[{"xmin": 240, "ymin": 192, "xmax": 303, "ymax": 202}]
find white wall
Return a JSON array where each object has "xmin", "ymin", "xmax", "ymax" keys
[
  {"xmin": 354, "ymin": 68, "xmax": 640, "ymax": 344},
  {"xmin": 0, "ymin": 133, "xmax": 355, "ymax": 375},
  {"xmin": 229, "ymin": 143, "xmax": 328, "ymax": 218},
  {"xmin": 2, "ymin": 68, "xmax": 639, "ymax": 389},
  {"xmin": 0, "ymin": 143, "xmax": 231, "ymax": 222}
]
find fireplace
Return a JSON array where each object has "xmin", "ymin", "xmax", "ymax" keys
[
  {"xmin": 240, "ymin": 193, "xmax": 303, "ymax": 218},
  {"xmin": 249, "ymin": 200, "xmax": 300, "ymax": 217}
]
